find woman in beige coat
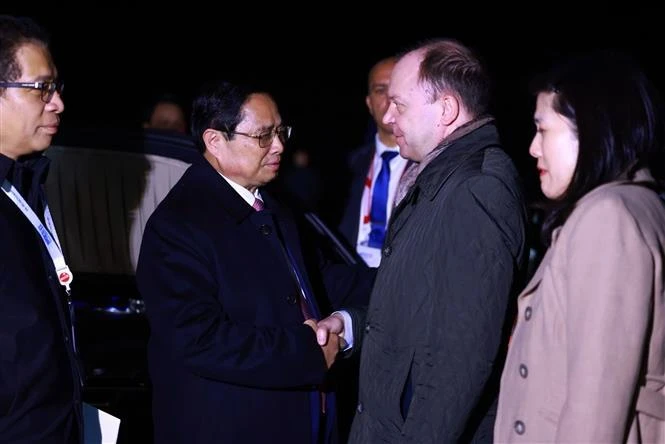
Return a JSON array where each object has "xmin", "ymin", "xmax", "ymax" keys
[{"xmin": 495, "ymin": 51, "xmax": 665, "ymax": 443}]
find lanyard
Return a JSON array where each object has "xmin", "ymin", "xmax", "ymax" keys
[{"xmin": 1, "ymin": 179, "xmax": 73, "ymax": 294}]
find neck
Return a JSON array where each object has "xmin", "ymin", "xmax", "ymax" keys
[
  {"xmin": 377, "ymin": 129, "xmax": 397, "ymax": 148},
  {"xmin": 204, "ymin": 150, "xmax": 258, "ymax": 194},
  {"xmin": 0, "ymin": 147, "xmax": 19, "ymax": 160}
]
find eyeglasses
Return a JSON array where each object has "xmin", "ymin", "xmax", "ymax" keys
[
  {"xmin": 225, "ymin": 125, "xmax": 292, "ymax": 148},
  {"xmin": 0, "ymin": 80, "xmax": 64, "ymax": 103}
]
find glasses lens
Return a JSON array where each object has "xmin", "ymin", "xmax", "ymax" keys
[
  {"xmin": 259, "ymin": 132, "xmax": 273, "ymax": 148},
  {"xmin": 277, "ymin": 126, "xmax": 291, "ymax": 145},
  {"xmin": 40, "ymin": 80, "xmax": 63, "ymax": 102}
]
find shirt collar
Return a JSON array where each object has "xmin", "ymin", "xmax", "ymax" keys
[
  {"xmin": 374, "ymin": 134, "xmax": 400, "ymax": 158},
  {"xmin": 0, "ymin": 153, "xmax": 13, "ymax": 183},
  {"xmin": 0, "ymin": 152, "xmax": 51, "ymax": 212},
  {"xmin": 217, "ymin": 172, "xmax": 262, "ymax": 207}
]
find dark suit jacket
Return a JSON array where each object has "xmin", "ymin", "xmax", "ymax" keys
[
  {"xmin": 0, "ymin": 154, "xmax": 82, "ymax": 443},
  {"xmin": 338, "ymin": 143, "xmax": 374, "ymax": 247},
  {"xmin": 137, "ymin": 158, "xmax": 370, "ymax": 444}
]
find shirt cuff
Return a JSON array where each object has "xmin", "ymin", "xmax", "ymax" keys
[{"xmin": 333, "ymin": 310, "xmax": 353, "ymax": 351}]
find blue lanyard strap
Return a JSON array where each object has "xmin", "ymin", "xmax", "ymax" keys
[{"xmin": 1, "ymin": 179, "xmax": 73, "ymax": 294}]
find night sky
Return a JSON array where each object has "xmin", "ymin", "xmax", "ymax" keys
[{"xmin": 5, "ymin": 6, "xmax": 664, "ymax": 209}]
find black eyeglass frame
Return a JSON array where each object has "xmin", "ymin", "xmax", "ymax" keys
[
  {"xmin": 0, "ymin": 80, "xmax": 64, "ymax": 103},
  {"xmin": 224, "ymin": 125, "xmax": 292, "ymax": 148}
]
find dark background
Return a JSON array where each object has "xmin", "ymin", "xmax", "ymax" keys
[
  {"xmin": 3, "ymin": 7, "xmax": 663, "ymax": 442},
  {"xmin": 6, "ymin": 6, "xmax": 664, "ymax": 215}
]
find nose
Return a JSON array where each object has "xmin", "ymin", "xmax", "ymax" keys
[
  {"xmin": 382, "ymin": 102, "xmax": 396, "ymax": 125},
  {"xmin": 47, "ymin": 90, "xmax": 65, "ymax": 113},
  {"xmin": 270, "ymin": 135, "xmax": 285, "ymax": 155},
  {"xmin": 528, "ymin": 135, "xmax": 540, "ymax": 159}
]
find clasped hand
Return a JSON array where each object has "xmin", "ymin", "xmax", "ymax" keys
[{"xmin": 304, "ymin": 314, "xmax": 346, "ymax": 369}]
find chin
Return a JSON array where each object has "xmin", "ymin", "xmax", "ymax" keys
[
  {"xmin": 35, "ymin": 135, "xmax": 54, "ymax": 149},
  {"xmin": 542, "ymin": 189, "xmax": 565, "ymax": 200},
  {"xmin": 34, "ymin": 142, "xmax": 51, "ymax": 152}
]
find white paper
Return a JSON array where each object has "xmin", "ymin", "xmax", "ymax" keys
[{"xmin": 83, "ymin": 402, "xmax": 121, "ymax": 444}]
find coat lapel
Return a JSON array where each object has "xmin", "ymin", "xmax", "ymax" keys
[
  {"xmin": 262, "ymin": 192, "xmax": 322, "ymax": 319},
  {"xmin": 386, "ymin": 184, "xmax": 420, "ymax": 243},
  {"xmin": 519, "ymin": 227, "xmax": 560, "ymax": 298}
]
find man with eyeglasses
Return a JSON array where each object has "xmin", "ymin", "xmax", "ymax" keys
[
  {"xmin": 0, "ymin": 15, "xmax": 82, "ymax": 444},
  {"xmin": 136, "ymin": 79, "xmax": 373, "ymax": 444}
]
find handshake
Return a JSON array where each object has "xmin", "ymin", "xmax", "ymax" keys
[{"xmin": 304, "ymin": 314, "xmax": 347, "ymax": 369}]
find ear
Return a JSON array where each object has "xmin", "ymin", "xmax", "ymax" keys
[
  {"xmin": 365, "ymin": 95, "xmax": 372, "ymax": 114},
  {"xmin": 440, "ymin": 94, "xmax": 460, "ymax": 126},
  {"xmin": 203, "ymin": 128, "xmax": 226, "ymax": 158}
]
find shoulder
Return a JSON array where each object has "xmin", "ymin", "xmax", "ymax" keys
[
  {"xmin": 459, "ymin": 147, "xmax": 526, "ymax": 210},
  {"xmin": 573, "ymin": 183, "xmax": 663, "ymax": 220},
  {"xmin": 564, "ymin": 183, "xmax": 665, "ymax": 244},
  {"xmin": 346, "ymin": 143, "xmax": 374, "ymax": 171}
]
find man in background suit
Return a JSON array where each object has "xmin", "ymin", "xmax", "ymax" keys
[
  {"xmin": 335, "ymin": 56, "xmax": 407, "ymax": 442},
  {"xmin": 136, "ymin": 80, "xmax": 372, "ymax": 444},
  {"xmin": 339, "ymin": 56, "xmax": 409, "ymax": 268}
]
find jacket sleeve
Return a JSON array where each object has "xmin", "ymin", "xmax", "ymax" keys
[
  {"xmin": 319, "ymin": 262, "xmax": 375, "ymax": 311},
  {"xmin": 405, "ymin": 174, "xmax": 526, "ymax": 441},
  {"xmin": 136, "ymin": 214, "xmax": 328, "ymax": 390},
  {"xmin": 555, "ymin": 195, "xmax": 653, "ymax": 441}
]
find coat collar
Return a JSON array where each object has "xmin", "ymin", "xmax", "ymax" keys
[
  {"xmin": 520, "ymin": 168, "xmax": 659, "ymax": 298},
  {"xmin": 406, "ymin": 119, "xmax": 500, "ymax": 203},
  {"xmin": 0, "ymin": 153, "xmax": 13, "ymax": 183},
  {"xmin": 387, "ymin": 120, "xmax": 502, "ymax": 244},
  {"xmin": 0, "ymin": 153, "xmax": 50, "ymax": 211},
  {"xmin": 189, "ymin": 158, "xmax": 256, "ymax": 223},
  {"xmin": 190, "ymin": 157, "xmax": 285, "ymax": 224}
]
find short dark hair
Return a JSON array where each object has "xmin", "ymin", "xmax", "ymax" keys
[
  {"xmin": 411, "ymin": 38, "xmax": 491, "ymax": 118},
  {"xmin": 190, "ymin": 80, "xmax": 267, "ymax": 150},
  {"xmin": 533, "ymin": 50, "xmax": 665, "ymax": 243},
  {"xmin": 0, "ymin": 15, "xmax": 50, "ymax": 85}
]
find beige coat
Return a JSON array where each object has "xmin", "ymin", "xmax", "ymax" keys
[{"xmin": 495, "ymin": 171, "xmax": 665, "ymax": 443}]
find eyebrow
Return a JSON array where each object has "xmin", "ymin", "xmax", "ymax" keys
[
  {"xmin": 371, "ymin": 82, "xmax": 389, "ymax": 89},
  {"xmin": 388, "ymin": 94, "xmax": 403, "ymax": 103},
  {"xmin": 248, "ymin": 123, "xmax": 280, "ymax": 134},
  {"xmin": 25, "ymin": 74, "xmax": 56, "ymax": 82}
]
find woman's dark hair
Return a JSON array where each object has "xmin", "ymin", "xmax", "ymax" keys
[{"xmin": 532, "ymin": 50, "xmax": 665, "ymax": 244}]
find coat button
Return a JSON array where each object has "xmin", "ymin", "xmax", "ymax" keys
[
  {"xmin": 356, "ymin": 402, "xmax": 364, "ymax": 413},
  {"xmin": 383, "ymin": 246, "xmax": 392, "ymax": 257},
  {"xmin": 286, "ymin": 294, "xmax": 297, "ymax": 305},
  {"xmin": 259, "ymin": 224, "xmax": 272, "ymax": 235},
  {"xmin": 519, "ymin": 364, "xmax": 528, "ymax": 378},
  {"xmin": 514, "ymin": 420, "xmax": 525, "ymax": 435},
  {"xmin": 525, "ymin": 306, "xmax": 532, "ymax": 320},
  {"xmin": 364, "ymin": 323, "xmax": 371, "ymax": 334}
]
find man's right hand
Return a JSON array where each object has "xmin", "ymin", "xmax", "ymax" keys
[
  {"xmin": 304, "ymin": 319, "xmax": 340, "ymax": 368},
  {"xmin": 315, "ymin": 314, "xmax": 346, "ymax": 348}
]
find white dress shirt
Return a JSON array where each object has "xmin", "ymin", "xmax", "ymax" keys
[{"xmin": 355, "ymin": 135, "xmax": 408, "ymax": 267}]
